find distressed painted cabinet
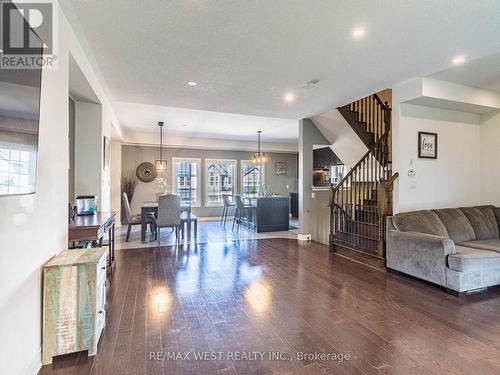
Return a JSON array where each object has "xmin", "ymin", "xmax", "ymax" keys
[{"xmin": 42, "ymin": 247, "xmax": 108, "ymax": 365}]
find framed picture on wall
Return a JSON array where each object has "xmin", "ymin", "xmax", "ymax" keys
[
  {"xmin": 274, "ymin": 162, "xmax": 287, "ymax": 175},
  {"xmin": 103, "ymin": 136, "xmax": 111, "ymax": 170},
  {"xmin": 418, "ymin": 131, "xmax": 437, "ymax": 159}
]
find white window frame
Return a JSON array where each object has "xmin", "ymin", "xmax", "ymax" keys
[
  {"xmin": 172, "ymin": 157, "xmax": 201, "ymax": 207},
  {"xmin": 240, "ymin": 160, "xmax": 265, "ymax": 197},
  {"xmin": 0, "ymin": 146, "xmax": 37, "ymax": 195},
  {"xmin": 205, "ymin": 158, "xmax": 237, "ymax": 207}
]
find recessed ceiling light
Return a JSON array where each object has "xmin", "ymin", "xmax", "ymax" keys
[
  {"xmin": 283, "ymin": 92, "xmax": 296, "ymax": 103},
  {"xmin": 452, "ymin": 55, "xmax": 465, "ymax": 65},
  {"xmin": 181, "ymin": 123, "xmax": 188, "ymax": 127},
  {"xmin": 187, "ymin": 81, "xmax": 198, "ymax": 86},
  {"xmin": 352, "ymin": 26, "xmax": 365, "ymax": 39}
]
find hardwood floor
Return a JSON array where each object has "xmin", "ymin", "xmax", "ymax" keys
[
  {"xmin": 115, "ymin": 220, "xmax": 298, "ymax": 250},
  {"xmin": 39, "ymin": 238, "xmax": 500, "ymax": 375}
]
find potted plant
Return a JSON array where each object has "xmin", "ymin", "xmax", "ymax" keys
[{"xmin": 250, "ymin": 185, "xmax": 258, "ymax": 197}]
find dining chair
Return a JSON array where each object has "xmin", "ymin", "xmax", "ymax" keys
[
  {"xmin": 122, "ymin": 192, "xmax": 155, "ymax": 242},
  {"xmin": 221, "ymin": 194, "xmax": 234, "ymax": 226},
  {"xmin": 155, "ymin": 194, "xmax": 182, "ymax": 245},
  {"xmin": 232, "ymin": 195, "xmax": 255, "ymax": 232}
]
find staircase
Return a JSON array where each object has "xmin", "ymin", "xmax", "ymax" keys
[{"xmin": 330, "ymin": 93, "xmax": 398, "ymax": 269}]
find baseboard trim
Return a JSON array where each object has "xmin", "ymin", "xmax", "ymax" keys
[
  {"xmin": 297, "ymin": 233, "xmax": 311, "ymax": 241},
  {"xmin": 24, "ymin": 346, "xmax": 41, "ymax": 375}
]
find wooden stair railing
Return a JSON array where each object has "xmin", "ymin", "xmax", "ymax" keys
[
  {"xmin": 337, "ymin": 93, "xmax": 392, "ymax": 164},
  {"xmin": 329, "ymin": 127, "xmax": 398, "ymax": 265}
]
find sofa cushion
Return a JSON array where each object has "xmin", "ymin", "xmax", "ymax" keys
[
  {"xmin": 433, "ymin": 208, "xmax": 476, "ymax": 243},
  {"xmin": 460, "ymin": 206, "xmax": 499, "ymax": 240},
  {"xmin": 448, "ymin": 246, "xmax": 500, "ymax": 272},
  {"xmin": 393, "ymin": 210, "xmax": 448, "ymax": 237},
  {"xmin": 459, "ymin": 239, "xmax": 500, "ymax": 253},
  {"xmin": 495, "ymin": 207, "xmax": 500, "ymax": 232}
]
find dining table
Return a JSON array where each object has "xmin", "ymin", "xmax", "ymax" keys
[{"xmin": 140, "ymin": 201, "xmax": 191, "ymax": 242}]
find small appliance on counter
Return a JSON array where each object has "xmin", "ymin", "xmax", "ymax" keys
[{"xmin": 75, "ymin": 195, "xmax": 98, "ymax": 216}]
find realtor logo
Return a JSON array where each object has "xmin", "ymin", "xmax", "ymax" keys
[{"xmin": 0, "ymin": 0, "xmax": 58, "ymax": 68}]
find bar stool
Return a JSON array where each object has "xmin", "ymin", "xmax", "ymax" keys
[
  {"xmin": 221, "ymin": 194, "xmax": 234, "ymax": 226},
  {"xmin": 232, "ymin": 195, "xmax": 255, "ymax": 233}
]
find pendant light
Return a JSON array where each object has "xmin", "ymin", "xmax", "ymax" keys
[
  {"xmin": 253, "ymin": 130, "xmax": 267, "ymax": 164},
  {"xmin": 155, "ymin": 121, "xmax": 167, "ymax": 171}
]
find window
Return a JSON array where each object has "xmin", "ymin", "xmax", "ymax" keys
[
  {"xmin": 331, "ymin": 164, "xmax": 348, "ymax": 185},
  {"xmin": 172, "ymin": 158, "xmax": 201, "ymax": 206},
  {"xmin": 205, "ymin": 159, "xmax": 236, "ymax": 206},
  {"xmin": 0, "ymin": 147, "xmax": 35, "ymax": 194},
  {"xmin": 241, "ymin": 161, "xmax": 264, "ymax": 197}
]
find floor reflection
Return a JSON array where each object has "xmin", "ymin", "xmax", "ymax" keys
[
  {"xmin": 149, "ymin": 284, "xmax": 173, "ymax": 314},
  {"xmin": 245, "ymin": 280, "xmax": 272, "ymax": 317},
  {"xmin": 173, "ymin": 241, "xmax": 264, "ymax": 297},
  {"xmin": 115, "ymin": 220, "xmax": 298, "ymax": 250}
]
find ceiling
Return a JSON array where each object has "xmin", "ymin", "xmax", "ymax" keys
[
  {"xmin": 65, "ymin": 0, "xmax": 500, "ymax": 140},
  {"xmin": 115, "ymin": 102, "xmax": 298, "ymax": 143},
  {"xmin": 428, "ymin": 52, "xmax": 500, "ymax": 93}
]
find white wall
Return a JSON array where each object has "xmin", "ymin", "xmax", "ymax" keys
[
  {"xmin": 392, "ymin": 103, "xmax": 481, "ymax": 213},
  {"xmin": 74, "ymin": 102, "xmax": 102, "ymax": 197},
  {"xmin": 0, "ymin": 5, "xmax": 118, "ymax": 375},
  {"xmin": 110, "ymin": 140, "xmax": 122, "ymax": 221},
  {"xmin": 310, "ymin": 189, "xmax": 330, "ymax": 245},
  {"xmin": 480, "ymin": 111, "xmax": 500, "ymax": 206},
  {"xmin": 73, "ymin": 102, "xmax": 112, "ymax": 211},
  {"xmin": 100, "ymin": 109, "xmax": 112, "ymax": 211}
]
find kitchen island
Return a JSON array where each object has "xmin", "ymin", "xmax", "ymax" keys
[{"xmin": 243, "ymin": 196, "xmax": 290, "ymax": 233}]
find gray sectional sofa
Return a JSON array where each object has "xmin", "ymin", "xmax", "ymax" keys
[{"xmin": 386, "ymin": 205, "xmax": 500, "ymax": 295}]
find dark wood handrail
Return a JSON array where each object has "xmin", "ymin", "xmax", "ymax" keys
[
  {"xmin": 386, "ymin": 172, "xmax": 399, "ymax": 186},
  {"xmin": 373, "ymin": 93, "xmax": 391, "ymax": 111},
  {"xmin": 330, "ymin": 131, "xmax": 390, "ymax": 197}
]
